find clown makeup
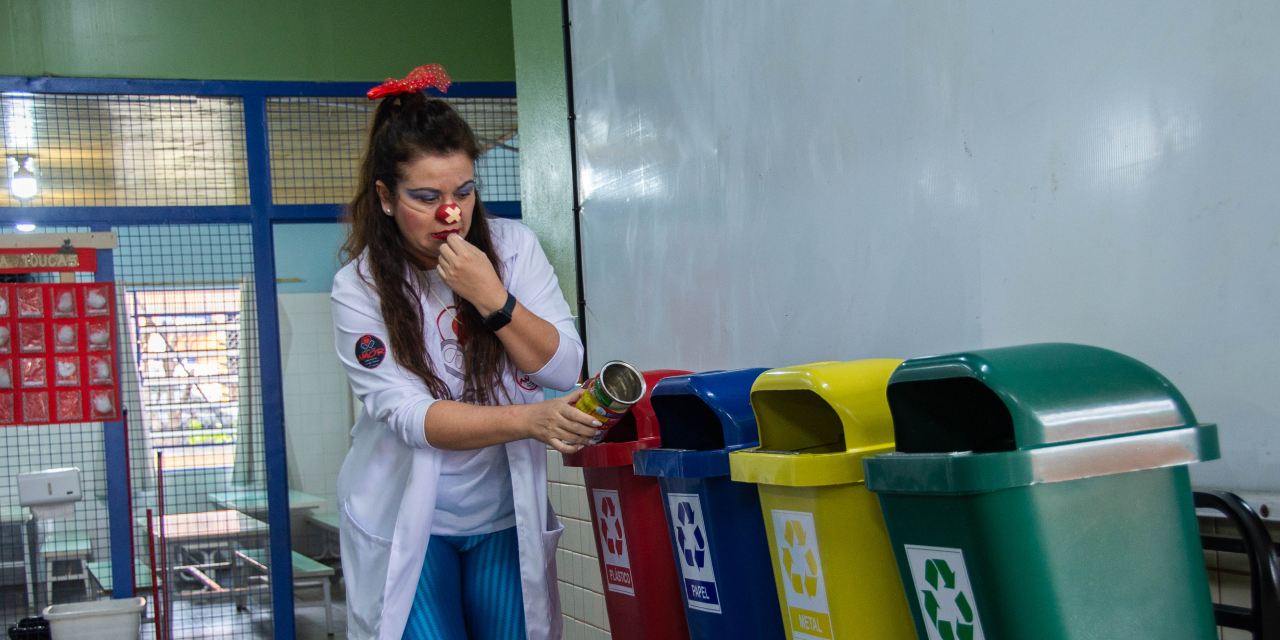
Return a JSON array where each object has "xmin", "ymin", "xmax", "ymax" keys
[
  {"xmin": 377, "ymin": 152, "xmax": 477, "ymax": 269},
  {"xmin": 404, "ymin": 180, "xmax": 475, "ymax": 209}
]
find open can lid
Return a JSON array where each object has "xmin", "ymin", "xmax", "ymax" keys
[{"xmin": 562, "ymin": 369, "xmax": 690, "ymax": 469}]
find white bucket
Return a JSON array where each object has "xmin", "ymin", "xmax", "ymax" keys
[{"xmin": 42, "ymin": 597, "xmax": 146, "ymax": 640}]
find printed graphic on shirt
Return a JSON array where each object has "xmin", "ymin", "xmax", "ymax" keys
[
  {"xmin": 772, "ymin": 509, "xmax": 833, "ymax": 640},
  {"xmin": 517, "ymin": 374, "xmax": 538, "ymax": 391},
  {"xmin": 593, "ymin": 489, "xmax": 634, "ymax": 595},
  {"xmin": 667, "ymin": 493, "xmax": 721, "ymax": 613},
  {"xmin": 355, "ymin": 335, "xmax": 386, "ymax": 369},
  {"xmin": 435, "ymin": 306, "xmax": 464, "ymax": 380}
]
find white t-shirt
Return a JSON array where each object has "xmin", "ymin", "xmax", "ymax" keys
[{"xmin": 413, "ymin": 267, "xmax": 516, "ymax": 536}]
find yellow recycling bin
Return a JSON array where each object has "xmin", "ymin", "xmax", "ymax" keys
[{"xmin": 729, "ymin": 359, "xmax": 915, "ymax": 640}]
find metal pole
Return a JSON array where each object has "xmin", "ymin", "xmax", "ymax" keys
[
  {"xmin": 146, "ymin": 509, "xmax": 162, "ymax": 640},
  {"xmin": 123, "ymin": 409, "xmax": 135, "ymax": 591},
  {"xmin": 157, "ymin": 452, "xmax": 170, "ymax": 640},
  {"xmin": 561, "ymin": 0, "xmax": 590, "ymax": 379}
]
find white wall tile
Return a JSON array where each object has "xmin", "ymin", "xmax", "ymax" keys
[{"xmin": 551, "ymin": 445, "xmax": 611, "ymax": 638}]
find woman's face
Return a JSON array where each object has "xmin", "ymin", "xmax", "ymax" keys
[{"xmin": 377, "ymin": 151, "xmax": 476, "ymax": 268}]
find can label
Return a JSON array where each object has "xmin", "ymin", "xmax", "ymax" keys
[
  {"xmin": 904, "ymin": 545, "xmax": 986, "ymax": 640},
  {"xmin": 593, "ymin": 489, "xmax": 635, "ymax": 595},
  {"xmin": 667, "ymin": 493, "xmax": 721, "ymax": 614},
  {"xmin": 771, "ymin": 510, "xmax": 833, "ymax": 640},
  {"xmin": 577, "ymin": 375, "xmax": 635, "ymax": 444}
]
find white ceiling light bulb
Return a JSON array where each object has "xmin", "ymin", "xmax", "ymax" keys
[
  {"xmin": 9, "ymin": 156, "xmax": 37, "ymax": 200},
  {"xmin": 14, "ymin": 223, "xmax": 35, "ymax": 233}
]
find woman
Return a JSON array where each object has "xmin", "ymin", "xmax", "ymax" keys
[{"xmin": 332, "ymin": 83, "xmax": 596, "ymax": 640}]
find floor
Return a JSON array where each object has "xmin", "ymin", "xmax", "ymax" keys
[
  {"xmin": 131, "ymin": 582, "xmax": 346, "ymax": 640},
  {"xmin": 0, "ymin": 569, "xmax": 346, "ymax": 639}
]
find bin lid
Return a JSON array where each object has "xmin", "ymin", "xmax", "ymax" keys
[
  {"xmin": 864, "ymin": 424, "xmax": 1219, "ymax": 494},
  {"xmin": 632, "ymin": 368, "xmax": 769, "ymax": 479},
  {"xmin": 886, "ymin": 342, "xmax": 1198, "ymax": 452},
  {"xmin": 864, "ymin": 343, "xmax": 1220, "ymax": 495},
  {"xmin": 728, "ymin": 359, "xmax": 903, "ymax": 487},
  {"xmin": 562, "ymin": 369, "xmax": 690, "ymax": 468},
  {"xmin": 652, "ymin": 367, "xmax": 770, "ymax": 450}
]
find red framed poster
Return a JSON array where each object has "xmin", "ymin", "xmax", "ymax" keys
[{"xmin": 0, "ymin": 282, "xmax": 121, "ymax": 425}]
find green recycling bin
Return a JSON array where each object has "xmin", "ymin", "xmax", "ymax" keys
[{"xmin": 863, "ymin": 343, "xmax": 1219, "ymax": 640}]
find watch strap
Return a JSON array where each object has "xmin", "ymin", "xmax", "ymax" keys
[{"xmin": 483, "ymin": 292, "xmax": 516, "ymax": 331}]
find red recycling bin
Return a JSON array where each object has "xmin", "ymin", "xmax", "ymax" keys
[{"xmin": 564, "ymin": 369, "xmax": 691, "ymax": 640}]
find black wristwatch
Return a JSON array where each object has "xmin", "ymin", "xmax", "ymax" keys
[{"xmin": 482, "ymin": 292, "xmax": 517, "ymax": 331}]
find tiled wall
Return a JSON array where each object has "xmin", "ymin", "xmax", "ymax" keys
[
  {"xmin": 277, "ymin": 293, "xmax": 351, "ymax": 516},
  {"xmin": 547, "ymin": 446, "xmax": 612, "ymax": 639}
]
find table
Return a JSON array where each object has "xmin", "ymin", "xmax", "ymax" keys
[
  {"xmin": 138, "ymin": 509, "xmax": 270, "ymax": 567},
  {"xmin": 206, "ymin": 489, "xmax": 325, "ymax": 520},
  {"xmin": 136, "ymin": 509, "xmax": 271, "ymax": 636}
]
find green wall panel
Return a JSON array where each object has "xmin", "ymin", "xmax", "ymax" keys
[
  {"xmin": 510, "ymin": 0, "xmax": 576, "ymax": 315},
  {"xmin": 0, "ymin": 0, "xmax": 515, "ymax": 82}
]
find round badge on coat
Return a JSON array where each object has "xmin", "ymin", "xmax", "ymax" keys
[{"xmin": 355, "ymin": 334, "xmax": 386, "ymax": 369}]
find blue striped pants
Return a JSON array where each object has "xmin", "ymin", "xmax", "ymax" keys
[{"xmin": 400, "ymin": 526, "xmax": 527, "ymax": 640}]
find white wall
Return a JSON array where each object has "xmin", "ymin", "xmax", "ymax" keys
[
  {"xmin": 277, "ymin": 293, "xmax": 351, "ymax": 516},
  {"xmin": 567, "ymin": 0, "xmax": 1280, "ymax": 492}
]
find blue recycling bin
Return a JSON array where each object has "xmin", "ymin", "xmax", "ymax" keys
[{"xmin": 632, "ymin": 368, "xmax": 786, "ymax": 640}]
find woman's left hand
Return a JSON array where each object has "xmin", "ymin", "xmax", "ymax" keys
[{"xmin": 438, "ymin": 233, "xmax": 508, "ymax": 315}]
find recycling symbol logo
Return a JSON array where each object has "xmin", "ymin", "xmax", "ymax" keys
[
  {"xmin": 675, "ymin": 501, "xmax": 706, "ymax": 568},
  {"xmin": 599, "ymin": 496, "xmax": 625, "ymax": 556},
  {"xmin": 920, "ymin": 559, "xmax": 976, "ymax": 640},
  {"xmin": 780, "ymin": 520, "xmax": 819, "ymax": 597}
]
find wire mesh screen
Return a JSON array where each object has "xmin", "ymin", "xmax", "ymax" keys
[
  {"xmin": 267, "ymin": 95, "xmax": 520, "ymax": 205},
  {"xmin": 0, "ymin": 225, "xmax": 106, "ymax": 627},
  {"xmin": 1, "ymin": 93, "xmax": 250, "ymax": 208},
  {"xmin": 113, "ymin": 224, "xmax": 271, "ymax": 639}
]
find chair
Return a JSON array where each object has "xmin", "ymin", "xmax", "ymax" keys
[
  {"xmin": 40, "ymin": 531, "xmax": 91, "ymax": 604},
  {"xmin": 1196, "ymin": 489, "xmax": 1280, "ymax": 638}
]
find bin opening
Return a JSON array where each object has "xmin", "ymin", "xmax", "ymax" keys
[
  {"xmin": 752, "ymin": 389, "xmax": 845, "ymax": 454},
  {"xmin": 887, "ymin": 377, "xmax": 1016, "ymax": 453},
  {"xmin": 651, "ymin": 395, "xmax": 727, "ymax": 451},
  {"xmin": 601, "ymin": 411, "xmax": 639, "ymax": 444}
]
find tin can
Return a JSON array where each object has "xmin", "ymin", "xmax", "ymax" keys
[{"xmin": 576, "ymin": 360, "xmax": 647, "ymax": 445}]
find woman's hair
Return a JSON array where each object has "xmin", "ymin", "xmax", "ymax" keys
[{"xmin": 341, "ymin": 91, "xmax": 510, "ymax": 405}]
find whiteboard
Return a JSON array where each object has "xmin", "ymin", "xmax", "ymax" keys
[{"xmin": 567, "ymin": 0, "xmax": 1280, "ymax": 491}]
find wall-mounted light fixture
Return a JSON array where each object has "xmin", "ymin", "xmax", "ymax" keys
[{"xmin": 8, "ymin": 155, "xmax": 37, "ymax": 200}]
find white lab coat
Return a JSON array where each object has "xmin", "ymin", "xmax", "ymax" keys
[{"xmin": 331, "ymin": 218, "xmax": 583, "ymax": 640}]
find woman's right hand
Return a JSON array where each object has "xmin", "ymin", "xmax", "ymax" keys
[{"xmin": 525, "ymin": 388, "xmax": 601, "ymax": 454}]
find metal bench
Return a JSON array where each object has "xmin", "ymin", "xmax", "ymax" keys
[
  {"xmin": 1196, "ymin": 489, "xmax": 1280, "ymax": 638},
  {"xmin": 240, "ymin": 549, "xmax": 336, "ymax": 636},
  {"xmin": 307, "ymin": 512, "xmax": 341, "ymax": 561},
  {"xmin": 84, "ymin": 559, "xmax": 153, "ymax": 599},
  {"xmin": 40, "ymin": 532, "xmax": 91, "ymax": 605}
]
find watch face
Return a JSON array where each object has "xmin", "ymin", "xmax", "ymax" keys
[{"xmin": 484, "ymin": 294, "xmax": 515, "ymax": 331}]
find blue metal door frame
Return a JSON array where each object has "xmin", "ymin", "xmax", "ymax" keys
[{"xmin": 0, "ymin": 75, "xmax": 518, "ymax": 638}]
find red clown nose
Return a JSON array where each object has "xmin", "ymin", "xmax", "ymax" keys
[{"xmin": 436, "ymin": 203, "xmax": 462, "ymax": 224}]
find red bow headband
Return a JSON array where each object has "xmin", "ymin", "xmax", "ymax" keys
[{"xmin": 367, "ymin": 64, "xmax": 452, "ymax": 100}]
